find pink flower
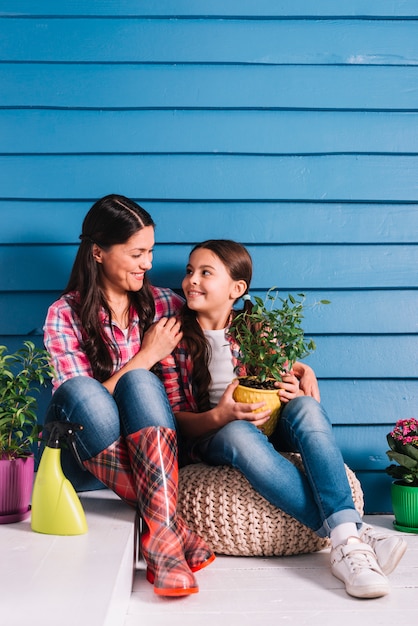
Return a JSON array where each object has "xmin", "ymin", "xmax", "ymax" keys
[{"xmin": 390, "ymin": 418, "xmax": 418, "ymax": 447}]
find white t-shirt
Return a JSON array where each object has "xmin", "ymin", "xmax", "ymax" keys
[{"xmin": 203, "ymin": 328, "xmax": 235, "ymax": 407}]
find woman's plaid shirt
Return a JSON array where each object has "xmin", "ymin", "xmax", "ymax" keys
[{"xmin": 44, "ymin": 286, "xmax": 184, "ymax": 391}]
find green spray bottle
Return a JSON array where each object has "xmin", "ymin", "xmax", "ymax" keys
[{"xmin": 31, "ymin": 421, "xmax": 88, "ymax": 535}]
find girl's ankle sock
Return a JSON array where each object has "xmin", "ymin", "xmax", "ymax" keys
[{"xmin": 330, "ymin": 522, "xmax": 359, "ymax": 548}]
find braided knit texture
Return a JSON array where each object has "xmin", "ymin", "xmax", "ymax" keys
[{"xmin": 178, "ymin": 453, "xmax": 364, "ymax": 557}]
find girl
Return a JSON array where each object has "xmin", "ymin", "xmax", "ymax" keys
[
  {"xmin": 43, "ymin": 194, "xmax": 214, "ymax": 597},
  {"xmin": 159, "ymin": 239, "xmax": 406, "ymax": 599}
]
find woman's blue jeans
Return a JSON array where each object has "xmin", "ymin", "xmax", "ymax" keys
[
  {"xmin": 194, "ymin": 396, "xmax": 362, "ymax": 537},
  {"xmin": 44, "ymin": 369, "xmax": 177, "ymax": 491}
]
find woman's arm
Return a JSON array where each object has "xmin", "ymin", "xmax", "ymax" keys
[
  {"xmin": 292, "ymin": 362, "xmax": 321, "ymax": 401},
  {"xmin": 102, "ymin": 316, "xmax": 182, "ymax": 394},
  {"xmin": 45, "ymin": 294, "xmax": 183, "ymax": 395},
  {"xmin": 44, "ymin": 298, "xmax": 95, "ymax": 390}
]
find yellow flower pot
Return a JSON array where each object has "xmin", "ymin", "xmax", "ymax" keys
[{"xmin": 233, "ymin": 379, "xmax": 282, "ymax": 437}]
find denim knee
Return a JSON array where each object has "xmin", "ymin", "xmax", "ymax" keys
[
  {"xmin": 114, "ymin": 368, "xmax": 177, "ymax": 434},
  {"xmin": 281, "ymin": 396, "xmax": 332, "ymax": 431},
  {"xmin": 199, "ymin": 420, "xmax": 265, "ymax": 465},
  {"xmin": 45, "ymin": 376, "xmax": 120, "ymax": 458},
  {"xmin": 114, "ymin": 367, "xmax": 160, "ymax": 395}
]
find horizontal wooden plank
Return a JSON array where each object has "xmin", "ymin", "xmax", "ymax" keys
[
  {"xmin": 353, "ymin": 471, "xmax": 392, "ymax": 514},
  {"xmin": 1, "ymin": 0, "xmax": 417, "ymax": 18},
  {"xmin": 1, "ymin": 330, "xmax": 417, "ymax": 385},
  {"xmin": 2, "ymin": 64, "xmax": 418, "ymax": 110},
  {"xmin": 249, "ymin": 290, "xmax": 418, "ymax": 335},
  {"xmin": 1, "ymin": 244, "xmax": 417, "ymax": 291},
  {"xmin": 0, "ymin": 292, "xmax": 61, "ymax": 335},
  {"xmin": 3, "ymin": 109, "xmax": 418, "ymax": 155},
  {"xmin": 1, "ymin": 155, "xmax": 417, "ymax": 202},
  {"xmin": 2, "ymin": 331, "xmax": 415, "ymax": 411},
  {"xmin": 305, "ymin": 335, "xmax": 418, "ymax": 378},
  {"xmin": 335, "ymin": 425, "xmax": 392, "ymax": 470},
  {"xmin": 2, "ymin": 201, "xmax": 418, "ymax": 245},
  {"xmin": 2, "ymin": 290, "xmax": 417, "ymax": 336},
  {"xmin": 320, "ymin": 380, "xmax": 418, "ymax": 426},
  {"xmin": 158, "ymin": 244, "xmax": 418, "ymax": 290},
  {"xmin": 0, "ymin": 335, "xmax": 416, "ymax": 427},
  {"xmin": 2, "ymin": 18, "xmax": 417, "ymax": 65}
]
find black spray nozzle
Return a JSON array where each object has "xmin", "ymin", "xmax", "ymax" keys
[{"xmin": 43, "ymin": 421, "xmax": 86, "ymax": 471}]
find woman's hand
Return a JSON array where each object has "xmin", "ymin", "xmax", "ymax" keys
[
  {"xmin": 292, "ymin": 362, "xmax": 321, "ymax": 402},
  {"xmin": 215, "ymin": 379, "xmax": 272, "ymax": 428},
  {"xmin": 274, "ymin": 371, "xmax": 304, "ymax": 404},
  {"xmin": 134, "ymin": 317, "xmax": 183, "ymax": 369}
]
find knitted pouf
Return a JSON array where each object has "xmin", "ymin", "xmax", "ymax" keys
[{"xmin": 178, "ymin": 453, "xmax": 364, "ymax": 557}]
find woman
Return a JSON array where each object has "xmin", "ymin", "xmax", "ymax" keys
[
  {"xmin": 159, "ymin": 239, "xmax": 407, "ymax": 599},
  {"xmin": 43, "ymin": 194, "xmax": 214, "ymax": 597}
]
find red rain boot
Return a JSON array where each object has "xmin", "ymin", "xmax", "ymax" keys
[
  {"xmin": 83, "ymin": 436, "xmax": 137, "ymax": 507},
  {"xmin": 126, "ymin": 426, "xmax": 198, "ymax": 597},
  {"xmin": 176, "ymin": 515, "xmax": 215, "ymax": 573},
  {"xmin": 84, "ymin": 436, "xmax": 215, "ymax": 575}
]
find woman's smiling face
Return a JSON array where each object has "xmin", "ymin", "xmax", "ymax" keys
[{"xmin": 93, "ymin": 225, "xmax": 155, "ymax": 296}]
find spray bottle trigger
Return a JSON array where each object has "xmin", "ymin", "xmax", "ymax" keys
[
  {"xmin": 43, "ymin": 421, "xmax": 86, "ymax": 471},
  {"xmin": 66, "ymin": 424, "xmax": 86, "ymax": 471}
]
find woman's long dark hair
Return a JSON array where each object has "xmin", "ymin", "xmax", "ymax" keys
[
  {"xmin": 64, "ymin": 194, "xmax": 156, "ymax": 381},
  {"xmin": 180, "ymin": 239, "xmax": 253, "ymax": 410}
]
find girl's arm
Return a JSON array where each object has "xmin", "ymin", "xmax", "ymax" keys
[
  {"xmin": 159, "ymin": 350, "xmax": 271, "ymax": 438},
  {"xmin": 176, "ymin": 380, "xmax": 271, "ymax": 439}
]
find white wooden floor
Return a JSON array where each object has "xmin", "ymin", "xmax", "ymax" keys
[
  {"xmin": 127, "ymin": 515, "xmax": 418, "ymax": 626},
  {"xmin": 2, "ymin": 489, "xmax": 417, "ymax": 626}
]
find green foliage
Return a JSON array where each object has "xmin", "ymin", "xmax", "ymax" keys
[
  {"xmin": 386, "ymin": 418, "xmax": 418, "ymax": 487},
  {"xmin": 231, "ymin": 289, "xmax": 330, "ymax": 384},
  {"xmin": 0, "ymin": 341, "xmax": 55, "ymax": 460}
]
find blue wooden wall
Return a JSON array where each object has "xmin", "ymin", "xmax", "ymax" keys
[{"xmin": 1, "ymin": 1, "xmax": 417, "ymax": 513}]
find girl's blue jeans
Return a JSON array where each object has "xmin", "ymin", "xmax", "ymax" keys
[
  {"xmin": 45, "ymin": 372, "xmax": 362, "ymax": 537},
  {"xmin": 194, "ymin": 396, "xmax": 362, "ymax": 537},
  {"xmin": 44, "ymin": 369, "xmax": 177, "ymax": 491}
]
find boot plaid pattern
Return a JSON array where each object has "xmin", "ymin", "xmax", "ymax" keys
[
  {"xmin": 176, "ymin": 514, "xmax": 215, "ymax": 572},
  {"xmin": 83, "ymin": 436, "xmax": 137, "ymax": 507},
  {"xmin": 126, "ymin": 426, "xmax": 199, "ymax": 596}
]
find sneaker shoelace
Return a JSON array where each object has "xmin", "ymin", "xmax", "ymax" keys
[
  {"xmin": 345, "ymin": 548, "xmax": 378, "ymax": 573},
  {"xmin": 363, "ymin": 529, "xmax": 388, "ymax": 548}
]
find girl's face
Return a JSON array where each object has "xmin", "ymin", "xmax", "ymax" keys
[
  {"xmin": 92, "ymin": 226, "xmax": 154, "ymax": 297},
  {"xmin": 182, "ymin": 248, "xmax": 246, "ymax": 329}
]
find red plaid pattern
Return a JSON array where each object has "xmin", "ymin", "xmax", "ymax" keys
[
  {"xmin": 159, "ymin": 316, "xmax": 245, "ymax": 413},
  {"xmin": 83, "ymin": 437, "xmax": 137, "ymax": 507},
  {"xmin": 126, "ymin": 427, "xmax": 198, "ymax": 595},
  {"xmin": 44, "ymin": 286, "xmax": 184, "ymax": 391}
]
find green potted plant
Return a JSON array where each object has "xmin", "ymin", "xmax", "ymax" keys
[
  {"xmin": 386, "ymin": 418, "xmax": 418, "ymax": 533},
  {"xmin": 230, "ymin": 289, "xmax": 329, "ymax": 436},
  {"xmin": 0, "ymin": 341, "xmax": 54, "ymax": 523}
]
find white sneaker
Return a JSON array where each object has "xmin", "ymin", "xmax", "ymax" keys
[
  {"xmin": 330, "ymin": 540, "xmax": 389, "ymax": 598},
  {"xmin": 360, "ymin": 525, "xmax": 407, "ymax": 575}
]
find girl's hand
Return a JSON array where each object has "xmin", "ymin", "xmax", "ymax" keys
[
  {"xmin": 274, "ymin": 371, "xmax": 304, "ymax": 404},
  {"xmin": 135, "ymin": 317, "xmax": 183, "ymax": 368},
  {"xmin": 216, "ymin": 380, "xmax": 272, "ymax": 427}
]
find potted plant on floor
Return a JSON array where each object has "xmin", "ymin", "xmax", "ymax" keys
[
  {"xmin": 0, "ymin": 341, "xmax": 54, "ymax": 523},
  {"xmin": 230, "ymin": 289, "xmax": 329, "ymax": 436},
  {"xmin": 386, "ymin": 418, "xmax": 418, "ymax": 533}
]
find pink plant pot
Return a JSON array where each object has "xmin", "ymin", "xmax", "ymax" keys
[{"xmin": 0, "ymin": 455, "xmax": 34, "ymax": 523}]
